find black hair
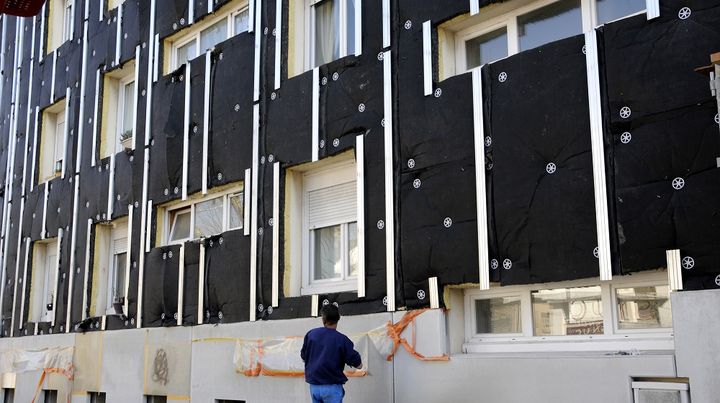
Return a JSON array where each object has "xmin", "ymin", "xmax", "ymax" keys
[{"xmin": 321, "ymin": 304, "xmax": 340, "ymax": 326}]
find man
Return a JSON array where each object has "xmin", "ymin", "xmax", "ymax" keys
[{"xmin": 301, "ymin": 304, "xmax": 363, "ymax": 403}]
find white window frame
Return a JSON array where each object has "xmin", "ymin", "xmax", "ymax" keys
[
  {"xmin": 162, "ymin": 185, "xmax": 245, "ymax": 245},
  {"xmin": 631, "ymin": 381, "xmax": 690, "ymax": 403},
  {"xmin": 442, "ymin": 0, "xmax": 646, "ymax": 78},
  {"xmin": 105, "ymin": 221, "xmax": 128, "ymax": 315},
  {"xmin": 168, "ymin": 3, "xmax": 250, "ymax": 72},
  {"xmin": 39, "ymin": 101, "xmax": 66, "ymax": 184},
  {"xmin": 116, "ymin": 75, "xmax": 136, "ymax": 153},
  {"xmin": 300, "ymin": 159, "xmax": 358, "ymax": 295},
  {"xmin": 63, "ymin": 0, "xmax": 74, "ymax": 43},
  {"xmin": 31, "ymin": 239, "xmax": 60, "ymax": 324},
  {"xmin": 463, "ymin": 270, "xmax": 673, "ymax": 353}
]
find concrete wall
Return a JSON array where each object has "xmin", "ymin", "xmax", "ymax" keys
[
  {"xmin": 0, "ymin": 309, "xmax": 683, "ymax": 403},
  {"xmin": 673, "ymin": 289, "xmax": 720, "ymax": 403}
]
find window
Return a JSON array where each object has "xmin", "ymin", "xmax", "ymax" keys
[
  {"xmin": 89, "ymin": 392, "xmax": 106, "ymax": 403},
  {"xmin": 47, "ymin": 0, "xmax": 73, "ymax": 53},
  {"xmin": 31, "ymin": 239, "xmax": 59, "ymax": 323},
  {"xmin": 43, "ymin": 390, "xmax": 58, "ymax": 403},
  {"xmin": 440, "ymin": 0, "xmax": 646, "ymax": 77},
  {"xmin": 216, "ymin": 400, "xmax": 246, "ymax": 403},
  {"xmin": 631, "ymin": 380, "xmax": 690, "ymax": 403},
  {"xmin": 166, "ymin": 4, "xmax": 249, "ymax": 72},
  {"xmin": 101, "ymin": 61, "xmax": 136, "ymax": 158},
  {"xmin": 288, "ymin": 0, "xmax": 361, "ymax": 76},
  {"xmin": 39, "ymin": 102, "xmax": 67, "ymax": 183},
  {"xmin": 91, "ymin": 220, "xmax": 128, "ymax": 317},
  {"xmin": 146, "ymin": 396, "xmax": 167, "ymax": 403},
  {"xmin": 161, "ymin": 185, "xmax": 244, "ymax": 245},
  {"xmin": 464, "ymin": 271, "xmax": 673, "ymax": 353},
  {"xmin": 2, "ymin": 389, "xmax": 13, "ymax": 403},
  {"xmin": 286, "ymin": 155, "xmax": 358, "ymax": 295},
  {"xmin": 107, "ymin": 0, "xmax": 124, "ymax": 10}
]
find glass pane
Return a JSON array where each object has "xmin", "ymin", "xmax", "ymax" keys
[
  {"xmin": 465, "ymin": 28, "xmax": 508, "ymax": 69},
  {"xmin": 169, "ymin": 210, "xmax": 191, "ymax": 241},
  {"xmin": 176, "ymin": 41, "xmax": 197, "ymax": 66},
  {"xmin": 596, "ymin": 0, "xmax": 645, "ymax": 25},
  {"xmin": 228, "ymin": 194, "xmax": 244, "ymax": 229},
  {"xmin": 55, "ymin": 121, "xmax": 65, "ymax": 163},
  {"xmin": 44, "ymin": 248, "xmax": 58, "ymax": 306},
  {"xmin": 194, "ymin": 198, "xmax": 224, "ymax": 237},
  {"xmin": 200, "ymin": 19, "xmax": 228, "ymax": 52},
  {"xmin": 475, "ymin": 296, "xmax": 522, "ymax": 334},
  {"xmin": 64, "ymin": 5, "xmax": 73, "ymax": 41},
  {"xmin": 314, "ymin": 0, "xmax": 340, "ymax": 66},
  {"xmin": 234, "ymin": 10, "xmax": 249, "ymax": 34},
  {"xmin": 347, "ymin": 222, "xmax": 357, "ymax": 277},
  {"xmin": 637, "ymin": 389, "xmax": 681, "ymax": 403},
  {"xmin": 616, "ymin": 285, "xmax": 672, "ymax": 330},
  {"xmin": 532, "ymin": 286, "xmax": 603, "ymax": 336},
  {"xmin": 112, "ymin": 252, "xmax": 127, "ymax": 301},
  {"xmin": 121, "ymin": 81, "xmax": 135, "ymax": 141},
  {"xmin": 518, "ymin": 0, "xmax": 582, "ymax": 52},
  {"xmin": 346, "ymin": 0, "xmax": 356, "ymax": 55},
  {"xmin": 313, "ymin": 225, "xmax": 342, "ymax": 281}
]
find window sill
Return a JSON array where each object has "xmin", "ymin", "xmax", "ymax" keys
[{"xmin": 463, "ymin": 333, "xmax": 674, "ymax": 354}]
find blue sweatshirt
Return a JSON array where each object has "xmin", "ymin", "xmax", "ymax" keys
[{"xmin": 301, "ymin": 327, "xmax": 362, "ymax": 385}]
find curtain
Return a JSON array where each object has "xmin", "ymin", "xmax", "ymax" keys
[{"xmin": 314, "ymin": 0, "xmax": 339, "ymax": 66}]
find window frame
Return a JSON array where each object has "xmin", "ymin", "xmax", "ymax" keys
[
  {"xmin": 105, "ymin": 221, "xmax": 128, "ymax": 315},
  {"xmin": 162, "ymin": 185, "xmax": 245, "ymax": 245},
  {"xmin": 446, "ymin": 0, "xmax": 646, "ymax": 77},
  {"xmin": 168, "ymin": 4, "xmax": 250, "ymax": 73},
  {"xmin": 463, "ymin": 271, "xmax": 673, "ymax": 353},
  {"xmin": 116, "ymin": 75, "xmax": 136, "ymax": 153},
  {"xmin": 63, "ymin": 0, "xmax": 74, "ymax": 43},
  {"xmin": 300, "ymin": 159, "xmax": 358, "ymax": 295},
  {"xmin": 31, "ymin": 239, "xmax": 60, "ymax": 323}
]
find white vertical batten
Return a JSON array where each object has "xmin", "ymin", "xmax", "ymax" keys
[
  {"xmin": 81, "ymin": 218, "xmax": 92, "ymax": 319},
  {"xmin": 311, "ymin": 67, "xmax": 319, "ymax": 161},
  {"xmin": 22, "ymin": 16, "xmax": 37, "ymax": 197},
  {"xmin": 182, "ymin": 63, "xmax": 191, "ymax": 200},
  {"xmin": 208, "ymin": 0, "xmax": 214, "ymax": 14},
  {"xmin": 0, "ymin": 16, "xmax": 9, "ymax": 323},
  {"xmin": 382, "ymin": 50, "xmax": 395, "ymax": 311},
  {"xmin": 41, "ymin": 184, "xmax": 49, "ymax": 239},
  {"xmin": 472, "ymin": 67, "xmax": 490, "ymax": 290},
  {"xmin": 177, "ymin": 244, "xmax": 185, "ymax": 325},
  {"xmin": 91, "ymin": 69, "xmax": 100, "ymax": 167},
  {"xmin": 115, "ymin": 2, "xmax": 122, "ymax": 66},
  {"xmin": 124, "ymin": 204, "xmax": 133, "ymax": 316},
  {"xmin": 354, "ymin": 0, "xmax": 362, "ymax": 56},
  {"xmin": 198, "ymin": 242, "xmax": 206, "ymax": 324},
  {"xmin": 145, "ymin": 199, "xmax": 152, "ymax": 251},
  {"xmin": 107, "ymin": 152, "xmax": 116, "ymax": 218},
  {"xmin": 188, "ymin": 0, "xmax": 195, "ymax": 25},
  {"xmin": 39, "ymin": 4, "xmax": 47, "ymax": 61},
  {"xmin": 61, "ymin": 88, "xmax": 70, "ymax": 178},
  {"xmin": 248, "ymin": 0, "xmax": 255, "ymax": 33},
  {"xmin": 10, "ymin": 198, "xmax": 25, "ymax": 335},
  {"xmin": 244, "ymin": 168, "xmax": 251, "ymax": 236},
  {"xmin": 30, "ymin": 107, "xmax": 39, "ymax": 189},
  {"xmin": 584, "ymin": 30, "xmax": 612, "ymax": 282},
  {"xmin": 252, "ymin": 0, "xmax": 262, "ymax": 101},
  {"xmin": 428, "ymin": 276, "xmax": 439, "ymax": 309},
  {"xmin": 271, "ymin": 162, "xmax": 280, "ymax": 307},
  {"xmin": 50, "ymin": 52, "xmax": 57, "ymax": 102},
  {"xmin": 18, "ymin": 237, "xmax": 30, "ymax": 326},
  {"xmin": 382, "ymin": 0, "xmax": 390, "ymax": 48},
  {"xmin": 422, "ymin": 21, "xmax": 432, "ymax": 96},
  {"xmin": 99, "ymin": 0, "xmax": 104, "ymax": 21},
  {"xmin": 356, "ymin": 134, "xmax": 366, "ymax": 297},
  {"xmin": 274, "ymin": 0, "xmax": 282, "ymax": 90},
  {"xmin": 146, "ymin": 0, "xmax": 157, "ymax": 148},
  {"xmin": 153, "ymin": 34, "xmax": 159, "ymax": 83},
  {"xmin": 470, "ymin": 0, "xmax": 480, "ymax": 15},
  {"xmin": 249, "ymin": 104, "xmax": 260, "ymax": 321},
  {"xmin": 202, "ymin": 51, "xmax": 211, "ymax": 194},
  {"xmin": 311, "ymin": 294, "xmax": 319, "ymax": 317},
  {"xmin": 646, "ymin": 0, "xmax": 660, "ymax": 20},
  {"xmin": 137, "ymin": 149, "xmax": 150, "ymax": 328},
  {"xmin": 66, "ymin": 174, "xmax": 81, "ymax": 332},
  {"xmin": 75, "ymin": 14, "xmax": 89, "ymax": 173},
  {"xmin": 666, "ymin": 249, "xmax": 683, "ymax": 291}
]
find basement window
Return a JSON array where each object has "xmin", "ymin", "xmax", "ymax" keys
[
  {"xmin": 286, "ymin": 154, "xmax": 358, "ymax": 296},
  {"xmin": 89, "ymin": 392, "xmax": 106, "ymax": 403},
  {"xmin": 93, "ymin": 220, "xmax": 128, "ymax": 316},
  {"xmin": 101, "ymin": 61, "xmax": 136, "ymax": 158},
  {"xmin": 30, "ymin": 239, "xmax": 59, "ymax": 323},
  {"xmin": 160, "ymin": 185, "xmax": 244, "ymax": 245},
  {"xmin": 39, "ymin": 102, "xmax": 67, "ymax": 184},
  {"xmin": 166, "ymin": 2, "xmax": 250, "ymax": 73},
  {"xmin": 631, "ymin": 380, "xmax": 690, "ymax": 403},
  {"xmin": 438, "ymin": 0, "xmax": 645, "ymax": 79},
  {"xmin": 43, "ymin": 390, "xmax": 58, "ymax": 403},
  {"xmin": 464, "ymin": 271, "xmax": 672, "ymax": 353},
  {"xmin": 145, "ymin": 396, "xmax": 166, "ymax": 403},
  {"xmin": 47, "ymin": 0, "xmax": 74, "ymax": 53},
  {"xmin": 2, "ymin": 388, "xmax": 13, "ymax": 403}
]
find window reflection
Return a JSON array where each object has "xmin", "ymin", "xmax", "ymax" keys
[
  {"xmin": 616, "ymin": 286, "xmax": 672, "ymax": 330},
  {"xmin": 532, "ymin": 286, "xmax": 603, "ymax": 336},
  {"xmin": 475, "ymin": 296, "xmax": 522, "ymax": 334},
  {"xmin": 466, "ymin": 28, "xmax": 508, "ymax": 68},
  {"xmin": 518, "ymin": 0, "xmax": 582, "ymax": 52}
]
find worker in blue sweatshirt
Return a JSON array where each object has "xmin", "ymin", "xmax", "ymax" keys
[{"xmin": 301, "ymin": 304, "xmax": 363, "ymax": 403}]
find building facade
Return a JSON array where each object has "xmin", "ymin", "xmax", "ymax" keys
[{"xmin": 0, "ymin": 0, "xmax": 717, "ymax": 401}]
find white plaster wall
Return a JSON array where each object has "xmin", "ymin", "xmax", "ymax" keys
[{"xmin": 672, "ymin": 289, "xmax": 720, "ymax": 403}]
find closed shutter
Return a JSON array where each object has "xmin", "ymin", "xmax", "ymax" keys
[
  {"xmin": 307, "ymin": 181, "xmax": 357, "ymax": 229},
  {"xmin": 114, "ymin": 237, "xmax": 128, "ymax": 254}
]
